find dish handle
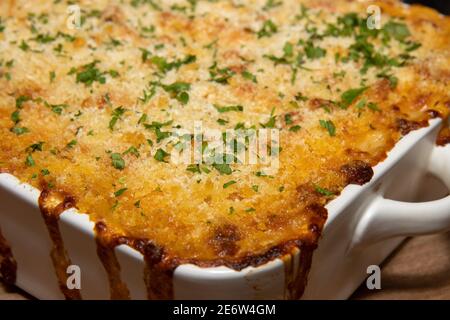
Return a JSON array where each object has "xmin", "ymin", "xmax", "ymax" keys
[{"xmin": 350, "ymin": 143, "xmax": 450, "ymax": 251}]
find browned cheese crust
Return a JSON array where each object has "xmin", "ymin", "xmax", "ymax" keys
[{"xmin": 0, "ymin": 0, "xmax": 449, "ymax": 299}]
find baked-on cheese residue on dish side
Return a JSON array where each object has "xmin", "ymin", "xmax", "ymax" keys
[{"xmin": 0, "ymin": 0, "xmax": 449, "ymax": 299}]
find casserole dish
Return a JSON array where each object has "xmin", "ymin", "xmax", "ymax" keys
[
  {"xmin": 0, "ymin": 0, "xmax": 450, "ymax": 300},
  {"xmin": 0, "ymin": 118, "xmax": 449, "ymax": 299}
]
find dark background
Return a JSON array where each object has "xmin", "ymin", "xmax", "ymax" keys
[{"xmin": 403, "ymin": 0, "xmax": 450, "ymax": 15}]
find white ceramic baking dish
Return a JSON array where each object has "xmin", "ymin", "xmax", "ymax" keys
[{"xmin": 0, "ymin": 118, "xmax": 449, "ymax": 300}]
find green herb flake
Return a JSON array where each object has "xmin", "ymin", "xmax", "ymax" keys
[
  {"xmin": 217, "ymin": 118, "xmax": 229, "ymax": 125},
  {"xmin": 319, "ymin": 120, "xmax": 336, "ymax": 137},
  {"xmin": 49, "ymin": 71, "xmax": 56, "ymax": 82},
  {"xmin": 187, "ymin": 164, "xmax": 201, "ymax": 174},
  {"xmin": 16, "ymin": 95, "xmax": 31, "ymax": 109},
  {"xmin": 123, "ymin": 146, "xmax": 140, "ymax": 158},
  {"xmin": 71, "ymin": 60, "xmax": 108, "ymax": 86},
  {"xmin": 257, "ymin": 20, "xmax": 278, "ymax": 38},
  {"xmin": 315, "ymin": 185, "xmax": 335, "ymax": 196},
  {"xmin": 28, "ymin": 141, "xmax": 44, "ymax": 152},
  {"xmin": 66, "ymin": 139, "xmax": 77, "ymax": 149},
  {"xmin": 11, "ymin": 110, "xmax": 20, "ymax": 123},
  {"xmin": 214, "ymin": 105, "xmax": 243, "ymax": 113},
  {"xmin": 11, "ymin": 126, "xmax": 29, "ymax": 135},
  {"xmin": 367, "ymin": 102, "xmax": 381, "ymax": 112},
  {"xmin": 223, "ymin": 180, "xmax": 237, "ymax": 189},
  {"xmin": 213, "ymin": 163, "xmax": 232, "ymax": 175},
  {"xmin": 242, "ymin": 70, "xmax": 257, "ymax": 83},
  {"xmin": 154, "ymin": 148, "xmax": 170, "ymax": 163},
  {"xmin": 114, "ymin": 188, "xmax": 128, "ymax": 197},
  {"xmin": 340, "ymin": 87, "xmax": 367, "ymax": 108},
  {"xmin": 383, "ymin": 21, "xmax": 411, "ymax": 42},
  {"xmin": 25, "ymin": 154, "xmax": 35, "ymax": 167},
  {"xmin": 109, "ymin": 106, "xmax": 126, "ymax": 130}
]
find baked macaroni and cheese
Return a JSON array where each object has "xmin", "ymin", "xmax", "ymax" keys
[{"xmin": 0, "ymin": 0, "xmax": 449, "ymax": 299}]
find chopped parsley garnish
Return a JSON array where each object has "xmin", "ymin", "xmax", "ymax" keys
[
  {"xmin": 138, "ymin": 113, "xmax": 148, "ymax": 124},
  {"xmin": 109, "ymin": 107, "xmax": 126, "ymax": 130},
  {"xmin": 11, "ymin": 110, "xmax": 20, "ymax": 123},
  {"xmin": 144, "ymin": 120, "xmax": 173, "ymax": 143},
  {"xmin": 217, "ymin": 118, "xmax": 229, "ymax": 125},
  {"xmin": 405, "ymin": 42, "xmax": 421, "ymax": 52},
  {"xmin": 242, "ymin": 70, "xmax": 257, "ymax": 83},
  {"xmin": 186, "ymin": 164, "xmax": 201, "ymax": 174},
  {"xmin": 142, "ymin": 52, "xmax": 196, "ymax": 74},
  {"xmin": 263, "ymin": 0, "xmax": 282, "ymax": 11},
  {"xmin": 319, "ymin": 120, "xmax": 336, "ymax": 136},
  {"xmin": 383, "ymin": 21, "xmax": 411, "ymax": 42},
  {"xmin": 44, "ymin": 102, "xmax": 68, "ymax": 115},
  {"xmin": 295, "ymin": 92, "xmax": 308, "ymax": 102},
  {"xmin": 155, "ymin": 129, "xmax": 171, "ymax": 143},
  {"xmin": 264, "ymin": 42, "xmax": 311, "ymax": 84},
  {"xmin": 19, "ymin": 40, "xmax": 30, "ymax": 51},
  {"xmin": 25, "ymin": 154, "xmax": 35, "ymax": 167},
  {"xmin": 367, "ymin": 102, "xmax": 381, "ymax": 112},
  {"xmin": 214, "ymin": 105, "xmax": 243, "ymax": 113},
  {"xmin": 209, "ymin": 62, "xmax": 235, "ymax": 84},
  {"xmin": 178, "ymin": 92, "xmax": 190, "ymax": 105},
  {"xmin": 303, "ymin": 41, "xmax": 326, "ymax": 60},
  {"xmin": 139, "ymin": 84, "xmax": 157, "ymax": 104},
  {"xmin": 223, "ymin": 180, "xmax": 237, "ymax": 189},
  {"xmin": 131, "ymin": 0, "xmax": 162, "ymax": 10},
  {"xmin": 186, "ymin": 164, "xmax": 211, "ymax": 174},
  {"xmin": 154, "ymin": 148, "xmax": 170, "ymax": 162},
  {"xmin": 260, "ymin": 108, "xmax": 277, "ymax": 128},
  {"xmin": 377, "ymin": 71, "xmax": 398, "ymax": 88},
  {"xmin": 11, "ymin": 126, "xmax": 29, "ymax": 135},
  {"xmin": 340, "ymin": 87, "xmax": 367, "ymax": 108},
  {"xmin": 257, "ymin": 20, "xmax": 278, "ymax": 38},
  {"xmin": 284, "ymin": 114, "xmax": 293, "ymax": 125},
  {"xmin": 27, "ymin": 142, "xmax": 44, "ymax": 153},
  {"xmin": 315, "ymin": 185, "xmax": 335, "ymax": 196},
  {"xmin": 66, "ymin": 140, "xmax": 77, "ymax": 148},
  {"xmin": 213, "ymin": 163, "xmax": 232, "ymax": 175},
  {"xmin": 16, "ymin": 96, "xmax": 31, "ymax": 109},
  {"xmin": 111, "ymin": 153, "xmax": 125, "ymax": 170},
  {"xmin": 49, "ymin": 71, "xmax": 56, "ymax": 82},
  {"xmin": 70, "ymin": 60, "xmax": 111, "ymax": 86},
  {"xmin": 161, "ymin": 82, "xmax": 191, "ymax": 105},
  {"xmin": 123, "ymin": 146, "xmax": 140, "ymax": 158},
  {"xmin": 32, "ymin": 33, "xmax": 56, "ymax": 44}
]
